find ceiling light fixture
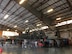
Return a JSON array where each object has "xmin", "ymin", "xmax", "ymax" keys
[
  {"xmin": 40, "ymin": 26, "xmax": 49, "ymax": 30},
  {"xmin": 4, "ymin": 14, "xmax": 9, "ymax": 19},
  {"xmin": 14, "ymin": 25, "xmax": 17, "ymax": 28},
  {"xmin": 47, "ymin": 9, "xmax": 53, "ymax": 13},
  {"xmin": 22, "ymin": 31, "xmax": 25, "ymax": 34},
  {"xmin": 19, "ymin": 0, "xmax": 26, "ymax": 4},
  {"xmin": 25, "ymin": 20, "xmax": 29, "ymax": 23},
  {"xmin": 55, "ymin": 20, "xmax": 72, "ymax": 27},
  {"xmin": 36, "ymin": 24, "xmax": 42, "ymax": 26},
  {"xmin": 56, "ymin": 17, "xmax": 61, "ymax": 20}
]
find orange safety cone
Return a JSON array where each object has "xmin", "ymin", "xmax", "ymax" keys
[{"xmin": 0, "ymin": 48, "xmax": 3, "ymax": 54}]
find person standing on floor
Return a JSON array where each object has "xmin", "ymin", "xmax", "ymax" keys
[
  {"xmin": 24, "ymin": 39, "xmax": 27, "ymax": 48},
  {"xmin": 35, "ymin": 41, "xmax": 38, "ymax": 48}
]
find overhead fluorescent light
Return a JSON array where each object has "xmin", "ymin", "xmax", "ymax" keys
[
  {"xmin": 29, "ymin": 26, "xmax": 49, "ymax": 32},
  {"xmin": 25, "ymin": 20, "xmax": 29, "ymax": 23},
  {"xmin": 19, "ymin": 0, "xmax": 26, "ymax": 4},
  {"xmin": 40, "ymin": 26, "xmax": 48, "ymax": 30},
  {"xmin": 29, "ymin": 30, "xmax": 33, "ymax": 32},
  {"xmin": 14, "ymin": 25, "xmax": 17, "ymax": 28},
  {"xmin": 67, "ymin": 20, "xmax": 72, "ymax": 24},
  {"xmin": 47, "ymin": 9, "xmax": 53, "ymax": 13},
  {"xmin": 56, "ymin": 17, "xmax": 61, "ymax": 20},
  {"xmin": 22, "ymin": 31, "xmax": 25, "ymax": 34},
  {"xmin": 55, "ymin": 20, "xmax": 72, "ymax": 27},
  {"xmin": 4, "ymin": 14, "xmax": 9, "ymax": 19},
  {"xmin": 55, "ymin": 22, "xmax": 66, "ymax": 27},
  {"xmin": 36, "ymin": 24, "xmax": 42, "ymax": 26},
  {"xmin": 30, "ymin": 28, "xmax": 39, "ymax": 32}
]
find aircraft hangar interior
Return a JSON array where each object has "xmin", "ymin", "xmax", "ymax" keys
[{"xmin": 0, "ymin": 0, "xmax": 72, "ymax": 54}]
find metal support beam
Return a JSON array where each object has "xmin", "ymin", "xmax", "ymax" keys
[
  {"xmin": 66, "ymin": 0, "xmax": 72, "ymax": 10},
  {"xmin": 15, "ymin": 0, "xmax": 53, "ymax": 30},
  {"xmin": 0, "ymin": 24, "xmax": 21, "ymax": 33},
  {"xmin": 2, "ymin": 0, "xmax": 12, "ymax": 12}
]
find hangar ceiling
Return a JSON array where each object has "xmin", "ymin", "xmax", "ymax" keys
[{"xmin": 0, "ymin": 0, "xmax": 72, "ymax": 33}]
